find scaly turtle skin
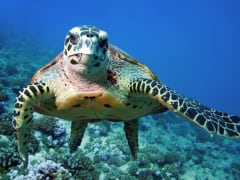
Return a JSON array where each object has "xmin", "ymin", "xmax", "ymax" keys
[{"xmin": 14, "ymin": 25, "xmax": 240, "ymax": 167}]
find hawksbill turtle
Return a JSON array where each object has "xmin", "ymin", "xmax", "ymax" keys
[{"xmin": 13, "ymin": 25, "xmax": 240, "ymax": 167}]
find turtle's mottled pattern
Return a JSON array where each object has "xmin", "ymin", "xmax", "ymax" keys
[
  {"xmin": 14, "ymin": 82, "xmax": 54, "ymax": 165},
  {"xmin": 129, "ymin": 78, "xmax": 240, "ymax": 137},
  {"xmin": 13, "ymin": 25, "xmax": 240, "ymax": 167}
]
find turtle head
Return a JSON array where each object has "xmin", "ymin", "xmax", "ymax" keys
[{"xmin": 63, "ymin": 25, "xmax": 109, "ymax": 76}]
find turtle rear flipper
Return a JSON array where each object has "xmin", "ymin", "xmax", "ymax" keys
[
  {"xmin": 14, "ymin": 82, "xmax": 54, "ymax": 167},
  {"xmin": 69, "ymin": 122, "xmax": 88, "ymax": 153},
  {"xmin": 129, "ymin": 79, "xmax": 240, "ymax": 137},
  {"xmin": 124, "ymin": 119, "xmax": 138, "ymax": 159}
]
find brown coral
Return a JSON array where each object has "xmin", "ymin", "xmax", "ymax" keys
[
  {"xmin": 0, "ymin": 121, "xmax": 15, "ymax": 136},
  {"xmin": 32, "ymin": 116, "xmax": 57, "ymax": 135}
]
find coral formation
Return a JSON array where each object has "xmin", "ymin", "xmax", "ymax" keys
[
  {"xmin": 0, "ymin": 89, "xmax": 9, "ymax": 102},
  {"xmin": 28, "ymin": 133, "xmax": 40, "ymax": 154},
  {"xmin": 31, "ymin": 160, "xmax": 71, "ymax": 179},
  {"xmin": 88, "ymin": 121, "xmax": 110, "ymax": 137},
  {"xmin": 137, "ymin": 169, "xmax": 161, "ymax": 180},
  {"xmin": 0, "ymin": 102, "xmax": 5, "ymax": 115},
  {"xmin": 137, "ymin": 152, "xmax": 151, "ymax": 167},
  {"xmin": 32, "ymin": 116, "xmax": 58, "ymax": 136},
  {"xmin": 164, "ymin": 151, "xmax": 182, "ymax": 164},
  {"xmin": 140, "ymin": 145, "xmax": 165, "ymax": 165},
  {"xmin": 231, "ymin": 162, "xmax": 240, "ymax": 178},
  {"xmin": 0, "ymin": 89, "xmax": 10, "ymax": 114},
  {"xmin": 105, "ymin": 169, "xmax": 137, "ymax": 180},
  {"xmin": 9, "ymin": 160, "xmax": 72, "ymax": 179},
  {"xmin": 32, "ymin": 116, "xmax": 67, "ymax": 147},
  {"xmin": 0, "ymin": 121, "xmax": 15, "ymax": 136},
  {"xmin": 0, "ymin": 136, "xmax": 21, "ymax": 170},
  {"xmin": 62, "ymin": 150, "xmax": 99, "ymax": 179},
  {"xmin": 160, "ymin": 164, "xmax": 180, "ymax": 180},
  {"xmin": 124, "ymin": 161, "xmax": 139, "ymax": 176}
]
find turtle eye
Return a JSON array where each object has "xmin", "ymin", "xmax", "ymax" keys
[
  {"xmin": 69, "ymin": 33, "xmax": 79, "ymax": 44},
  {"xmin": 99, "ymin": 38, "xmax": 108, "ymax": 48}
]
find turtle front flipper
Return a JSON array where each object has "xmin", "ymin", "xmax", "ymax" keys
[
  {"xmin": 129, "ymin": 79, "xmax": 240, "ymax": 137},
  {"xmin": 13, "ymin": 82, "xmax": 54, "ymax": 167}
]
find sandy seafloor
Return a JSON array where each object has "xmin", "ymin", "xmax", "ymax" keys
[{"xmin": 0, "ymin": 31, "xmax": 240, "ymax": 180}]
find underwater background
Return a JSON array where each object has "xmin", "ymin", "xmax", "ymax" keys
[{"xmin": 0, "ymin": 0, "xmax": 240, "ymax": 179}]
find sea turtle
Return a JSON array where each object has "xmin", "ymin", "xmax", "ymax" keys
[{"xmin": 14, "ymin": 25, "xmax": 240, "ymax": 167}]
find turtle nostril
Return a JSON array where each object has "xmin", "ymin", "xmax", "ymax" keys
[
  {"xmin": 70, "ymin": 59, "xmax": 78, "ymax": 65},
  {"xmin": 86, "ymin": 33, "xmax": 94, "ymax": 38}
]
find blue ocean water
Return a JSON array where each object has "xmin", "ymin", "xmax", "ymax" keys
[
  {"xmin": 0, "ymin": 0, "xmax": 240, "ymax": 179},
  {"xmin": 1, "ymin": 0, "xmax": 240, "ymax": 114}
]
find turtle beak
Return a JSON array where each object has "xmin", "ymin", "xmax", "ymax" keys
[
  {"xmin": 79, "ymin": 54, "xmax": 96, "ymax": 66},
  {"xmin": 67, "ymin": 53, "xmax": 100, "ymax": 66}
]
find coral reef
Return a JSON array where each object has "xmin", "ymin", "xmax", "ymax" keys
[
  {"xmin": 164, "ymin": 151, "xmax": 182, "ymax": 164},
  {"xmin": 88, "ymin": 121, "xmax": 111, "ymax": 137},
  {"xmin": 140, "ymin": 145, "xmax": 165, "ymax": 165},
  {"xmin": 0, "ymin": 89, "xmax": 10, "ymax": 114},
  {"xmin": 105, "ymin": 169, "xmax": 137, "ymax": 180},
  {"xmin": 0, "ymin": 89, "xmax": 9, "ymax": 102},
  {"xmin": 8, "ymin": 160, "xmax": 72, "ymax": 180},
  {"xmin": 34, "ymin": 160, "xmax": 71, "ymax": 179},
  {"xmin": 32, "ymin": 116, "xmax": 67, "ymax": 147},
  {"xmin": 0, "ymin": 120, "xmax": 15, "ymax": 136},
  {"xmin": 137, "ymin": 169, "xmax": 162, "ymax": 180},
  {"xmin": 65, "ymin": 153, "xmax": 93, "ymax": 172},
  {"xmin": 0, "ymin": 102, "xmax": 5, "ymax": 115},
  {"xmin": 231, "ymin": 162, "xmax": 240, "ymax": 178},
  {"xmin": 123, "ymin": 161, "xmax": 139, "ymax": 176},
  {"xmin": 0, "ymin": 136, "xmax": 21, "ymax": 170},
  {"xmin": 32, "ymin": 116, "xmax": 58, "ymax": 136},
  {"xmin": 28, "ymin": 133, "xmax": 40, "ymax": 154},
  {"xmin": 160, "ymin": 164, "xmax": 180, "ymax": 180},
  {"xmin": 43, "ymin": 148, "xmax": 99, "ymax": 179}
]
